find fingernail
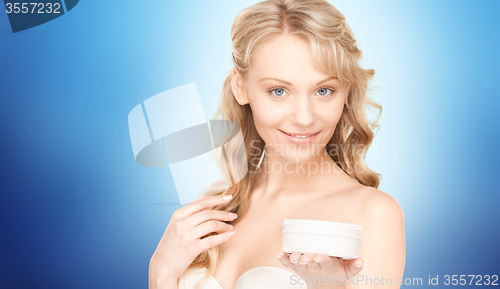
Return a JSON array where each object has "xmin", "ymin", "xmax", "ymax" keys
[
  {"xmin": 228, "ymin": 212, "xmax": 238, "ymax": 219},
  {"xmin": 275, "ymin": 251, "xmax": 281, "ymax": 258},
  {"xmin": 299, "ymin": 260, "xmax": 307, "ymax": 265},
  {"xmin": 355, "ymin": 261, "xmax": 364, "ymax": 268},
  {"xmin": 228, "ymin": 230, "xmax": 236, "ymax": 236},
  {"xmin": 228, "ymin": 225, "xmax": 234, "ymax": 230},
  {"xmin": 313, "ymin": 257, "xmax": 320, "ymax": 262},
  {"xmin": 222, "ymin": 195, "xmax": 233, "ymax": 200},
  {"xmin": 290, "ymin": 258, "xmax": 298, "ymax": 263}
]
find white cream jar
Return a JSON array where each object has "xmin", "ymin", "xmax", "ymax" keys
[{"xmin": 281, "ymin": 219, "xmax": 362, "ymax": 260}]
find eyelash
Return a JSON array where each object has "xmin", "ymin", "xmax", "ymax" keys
[{"xmin": 267, "ymin": 86, "xmax": 336, "ymax": 98}]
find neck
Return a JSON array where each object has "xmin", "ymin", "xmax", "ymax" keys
[{"xmin": 253, "ymin": 146, "xmax": 347, "ymax": 198}]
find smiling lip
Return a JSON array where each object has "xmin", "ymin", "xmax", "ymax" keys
[{"xmin": 279, "ymin": 129, "xmax": 321, "ymax": 145}]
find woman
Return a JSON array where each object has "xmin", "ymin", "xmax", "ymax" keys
[{"xmin": 149, "ymin": 0, "xmax": 405, "ymax": 288}]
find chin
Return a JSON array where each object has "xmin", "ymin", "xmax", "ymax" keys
[{"xmin": 278, "ymin": 150, "xmax": 320, "ymax": 163}]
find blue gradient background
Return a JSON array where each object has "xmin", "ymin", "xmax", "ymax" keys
[{"xmin": 0, "ymin": 1, "xmax": 498, "ymax": 288}]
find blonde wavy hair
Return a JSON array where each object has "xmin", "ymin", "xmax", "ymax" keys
[{"xmin": 179, "ymin": 0, "xmax": 382, "ymax": 287}]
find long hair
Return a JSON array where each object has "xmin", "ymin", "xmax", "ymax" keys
[{"xmin": 179, "ymin": 0, "xmax": 382, "ymax": 287}]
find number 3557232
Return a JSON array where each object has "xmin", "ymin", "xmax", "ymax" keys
[{"xmin": 6, "ymin": 3, "xmax": 61, "ymax": 14}]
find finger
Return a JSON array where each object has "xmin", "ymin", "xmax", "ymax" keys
[
  {"xmin": 298, "ymin": 253, "xmax": 315, "ymax": 265},
  {"xmin": 300, "ymin": 253, "xmax": 321, "ymax": 271},
  {"xmin": 186, "ymin": 209, "xmax": 238, "ymax": 227},
  {"xmin": 313, "ymin": 254, "xmax": 337, "ymax": 270},
  {"xmin": 174, "ymin": 194, "xmax": 233, "ymax": 220},
  {"xmin": 196, "ymin": 228, "xmax": 236, "ymax": 252},
  {"xmin": 191, "ymin": 220, "xmax": 234, "ymax": 240},
  {"xmin": 288, "ymin": 252, "xmax": 302, "ymax": 265},
  {"xmin": 275, "ymin": 250, "xmax": 295, "ymax": 270},
  {"xmin": 343, "ymin": 257, "xmax": 364, "ymax": 278}
]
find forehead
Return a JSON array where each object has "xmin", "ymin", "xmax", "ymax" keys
[{"xmin": 248, "ymin": 33, "xmax": 332, "ymax": 81}]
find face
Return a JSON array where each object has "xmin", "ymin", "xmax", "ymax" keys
[{"xmin": 231, "ymin": 33, "xmax": 347, "ymax": 163}]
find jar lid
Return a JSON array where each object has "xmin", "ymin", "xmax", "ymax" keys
[
  {"xmin": 281, "ymin": 230, "xmax": 362, "ymax": 239},
  {"xmin": 283, "ymin": 219, "xmax": 362, "ymax": 231}
]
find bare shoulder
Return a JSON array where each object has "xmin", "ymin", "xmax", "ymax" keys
[
  {"xmin": 319, "ymin": 179, "xmax": 404, "ymax": 231},
  {"xmin": 355, "ymin": 186, "xmax": 405, "ymax": 224},
  {"xmin": 348, "ymin": 185, "xmax": 406, "ymax": 280},
  {"xmin": 352, "ymin": 185, "xmax": 406, "ymax": 261}
]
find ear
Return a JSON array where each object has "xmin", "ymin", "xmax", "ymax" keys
[{"xmin": 231, "ymin": 68, "xmax": 249, "ymax": 105}]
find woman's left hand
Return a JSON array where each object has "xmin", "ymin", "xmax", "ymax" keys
[{"xmin": 275, "ymin": 250, "xmax": 365, "ymax": 289}]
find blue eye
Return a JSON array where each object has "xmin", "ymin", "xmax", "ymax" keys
[
  {"xmin": 268, "ymin": 86, "xmax": 335, "ymax": 98},
  {"xmin": 318, "ymin": 88, "xmax": 328, "ymax": 96},
  {"xmin": 273, "ymin": 88, "xmax": 285, "ymax": 96},
  {"xmin": 268, "ymin": 87, "xmax": 287, "ymax": 98},
  {"xmin": 317, "ymin": 87, "xmax": 335, "ymax": 96}
]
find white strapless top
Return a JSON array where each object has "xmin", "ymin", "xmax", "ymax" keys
[{"xmin": 179, "ymin": 266, "xmax": 308, "ymax": 289}]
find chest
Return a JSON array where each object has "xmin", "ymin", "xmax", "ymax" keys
[
  {"xmin": 221, "ymin": 200, "xmax": 289, "ymax": 266},
  {"xmin": 212, "ymin": 190, "xmax": 361, "ymax": 289},
  {"xmin": 212, "ymin": 203, "xmax": 291, "ymax": 289}
]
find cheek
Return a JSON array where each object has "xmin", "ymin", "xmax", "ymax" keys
[
  {"xmin": 317, "ymin": 102, "xmax": 345, "ymax": 143},
  {"xmin": 318, "ymin": 99, "xmax": 345, "ymax": 125},
  {"xmin": 328, "ymin": 105, "xmax": 344, "ymax": 125},
  {"xmin": 250, "ymin": 100, "xmax": 287, "ymax": 137}
]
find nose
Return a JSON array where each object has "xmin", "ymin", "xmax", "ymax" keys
[{"xmin": 291, "ymin": 95, "xmax": 315, "ymax": 127}]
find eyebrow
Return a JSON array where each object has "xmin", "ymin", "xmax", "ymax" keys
[{"xmin": 258, "ymin": 76, "xmax": 338, "ymax": 86}]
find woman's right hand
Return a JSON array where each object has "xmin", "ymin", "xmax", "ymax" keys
[{"xmin": 149, "ymin": 194, "xmax": 238, "ymax": 288}]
